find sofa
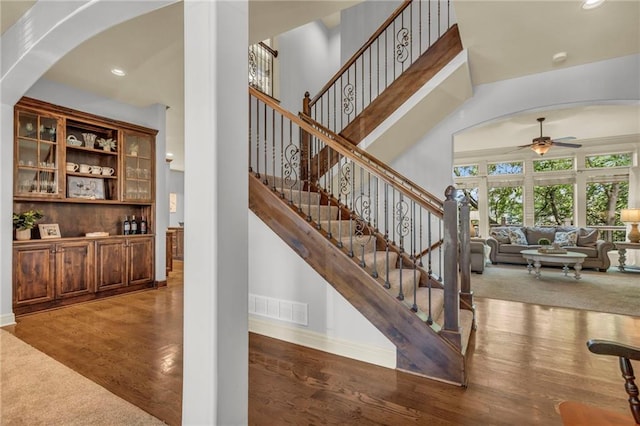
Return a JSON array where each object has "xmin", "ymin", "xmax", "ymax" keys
[
  {"xmin": 486, "ymin": 226, "xmax": 614, "ymax": 272},
  {"xmin": 470, "ymin": 239, "xmax": 486, "ymax": 274}
]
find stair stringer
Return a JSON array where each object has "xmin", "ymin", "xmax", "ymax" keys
[{"xmin": 249, "ymin": 175, "xmax": 467, "ymax": 385}]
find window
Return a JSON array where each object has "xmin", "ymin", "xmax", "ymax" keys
[
  {"xmin": 586, "ymin": 153, "xmax": 632, "ymax": 168},
  {"xmin": 534, "ymin": 183, "xmax": 574, "ymax": 225},
  {"xmin": 488, "ymin": 161, "xmax": 523, "ymax": 175},
  {"xmin": 488, "ymin": 186, "xmax": 523, "ymax": 225},
  {"xmin": 587, "ymin": 180, "xmax": 629, "ymax": 241},
  {"xmin": 454, "ymin": 165, "xmax": 478, "ymax": 177},
  {"xmin": 533, "ymin": 157, "xmax": 573, "ymax": 172}
]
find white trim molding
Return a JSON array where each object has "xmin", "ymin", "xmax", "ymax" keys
[{"xmin": 249, "ymin": 316, "xmax": 397, "ymax": 370}]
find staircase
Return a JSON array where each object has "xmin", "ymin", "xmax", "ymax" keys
[
  {"xmin": 248, "ymin": 87, "xmax": 475, "ymax": 385},
  {"xmin": 248, "ymin": 0, "xmax": 475, "ymax": 386}
]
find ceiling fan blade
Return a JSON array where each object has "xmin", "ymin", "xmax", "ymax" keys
[
  {"xmin": 553, "ymin": 141, "xmax": 582, "ymax": 148},
  {"xmin": 551, "ymin": 136, "xmax": 576, "ymax": 142}
]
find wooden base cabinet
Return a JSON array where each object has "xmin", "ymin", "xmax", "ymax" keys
[
  {"xmin": 14, "ymin": 236, "xmax": 154, "ymax": 315},
  {"xmin": 13, "ymin": 243, "xmax": 56, "ymax": 306},
  {"xmin": 96, "ymin": 236, "xmax": 154, "ymax": 291},
  {"xmin": 13, "ymin": 240, "xmax": 94, "ymax": 309}
]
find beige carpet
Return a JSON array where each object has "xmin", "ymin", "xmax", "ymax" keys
[
  {"xmin": 0, "ymin": 329, "xmax": 166, "ymax": 425},
  {"xmin": 471, "ymin": 264, "xmax": 640, "ymax": 317}
]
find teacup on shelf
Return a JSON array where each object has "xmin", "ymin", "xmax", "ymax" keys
[
  {"xmin": 91, "ymin": 166, "xmax": 102, "ymax": 175},
  {"xmin": 101, "ymin": 167, "xmax": 115, "ymax": 176}
]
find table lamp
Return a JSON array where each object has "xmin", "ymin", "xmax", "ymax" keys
[
  {"xmin": 469, "ymin": 210, "xmax": 480, "ymax": 237},
  {"xmin": 621, "ymin": 208, "xmax": 640, "ymax": 243}
]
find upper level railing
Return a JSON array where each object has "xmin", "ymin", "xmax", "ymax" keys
[
  {"xmin": 249, "ymin": 87, "xmax": 468, "ymax": 337},
  {"xmin": 249, "ymin": 41, "xmax": 278, "ymax": 98},
  {"xmin": 304, "ymin": 0, "xmax": 455, "ymax": 135}
]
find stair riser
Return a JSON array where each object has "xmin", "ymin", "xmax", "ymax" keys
[{"xmin": 299, "ymin": 204, "xmax": 339, "ymax": 222}]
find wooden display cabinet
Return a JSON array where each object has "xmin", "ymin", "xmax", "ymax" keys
[{"xmin": 13, "ymin": 97, "xmax": 158, "ymax": 315}]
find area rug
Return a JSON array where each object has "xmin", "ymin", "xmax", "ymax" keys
[
  {"xmin": 471, "ymin": 264, "xmax": 640, "ymax": 317},
  {"xmin": 0, "ymin": 329, "xmax": 166, "ymax": 425}
]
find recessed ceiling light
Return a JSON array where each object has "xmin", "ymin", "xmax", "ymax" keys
[
  {"xmin": 552, "ymin": 52, "xmax": 568, "ymax": 63},
  {"xmin": 111, "ymin": 68, "xmax": 126, "ymax": 77},
  {"xmin": 582, "ymin": 0, "xmax": 605, "ymax": 10}
]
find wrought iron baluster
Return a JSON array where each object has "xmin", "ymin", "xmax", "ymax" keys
[
  {"xmin": 384, "ymin": 183, "xmax": 390, "ymax": 289},
  {"xmin": 262, "ymin": 103, "xmax": 268, "ymax": 185},
  {"xmin": 271, "ymin": 108, "xmax": 276, "ymax": 190},
  {"xmin": 411, "ymin": 200, "xmax": 418, "ymax": 312},
  {"xmin": 255, "ymin": 97, "xmax": 260, "ymax": 178}
]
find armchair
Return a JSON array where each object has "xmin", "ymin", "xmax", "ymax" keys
[{"xmin": 558, "ymin": 339, "xmax": 640, "ymax": 425}]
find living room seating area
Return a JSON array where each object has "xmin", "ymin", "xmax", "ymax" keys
[{"xmin": 487, "ymin": 226, "xmax": 614, "ymax": 272}]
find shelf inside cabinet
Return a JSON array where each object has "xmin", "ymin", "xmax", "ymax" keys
[{"xmin": 66, "ymin": 145, "xmax": 118, "ymax": 156}]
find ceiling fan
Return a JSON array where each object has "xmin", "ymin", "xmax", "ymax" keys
[{"xmin": 521, "ymin": 117, "xmax": 581, "ymax": 156}]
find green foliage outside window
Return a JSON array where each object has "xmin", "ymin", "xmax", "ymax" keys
[
  {"xmin": 454, "ymin": 165, "xmax": 478, "ymax": 177},
  {"xmin": 488, "ymin": 162, "xmax": 523, "ymax": 175},
  {"xmin": 533, "ymin": 158, "xmax": 573, "ymax": 172},
  {"xmin": 586, "ymin": 153, "xmax": 631, "ymax": 168},
  {"xmin": 488, "ymin": 186, "xmax": 523, "ymax": 225},
  {"xmin": 534, "ymin": 183, "xmax": 574, "ymax": 225},
  {"xmin": 587, "ymin": 181, "xmax": 629, "ymax": 241}
]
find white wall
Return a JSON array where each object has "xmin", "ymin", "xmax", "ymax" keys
[
  {"xmin": 168, "ymin": 169, "xmax": 184, "ymax": 227},
  {"xmin": 277, "ymin": 20, "xmax": 341, "ymax": 113},
  {"xmin": 248, "ymin": 212, "xmax": 396, "ymax": 367},
  {"xmin": 391, "ymin": 54, "xmax": 640, "ymax": 200},
  {"xmin": 340, "ymin": 0, "xmax": 400, "ymax": 63}
]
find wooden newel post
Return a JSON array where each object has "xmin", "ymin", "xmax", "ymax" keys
[
  {"xmin": 459, "ymin": 196, "xmax": 473, "ymax": 306},
  {"xmin": 301, "ymin": 91, "xmax": 311, "ymax": 182},
  {"xmin": 441, "ymin": 185, "xmax": 461, "ymax": 348}
]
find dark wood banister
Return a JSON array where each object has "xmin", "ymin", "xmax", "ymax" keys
[
  {"xmin": 298, "ymin": 112, "xmax": 444, "ymax": 217},
  {"xmin": 308, "ymin": 0, "xmax": 412, "ymax": 106},
  {"xmin": 258, "ymin": 41, "xmax": 278, "ymax": 58},
  {"xmin": 251, "ymin": 87, "xmax": 444, "ymax": 217}
]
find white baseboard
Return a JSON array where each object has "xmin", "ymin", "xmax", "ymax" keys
[
  {"xmin": 0, "ymin": 313, "xmax": 16, "ymax": 327},
  {"xmin": 249, "ymin": 316, "xmax": 396, "ymax": 369}
]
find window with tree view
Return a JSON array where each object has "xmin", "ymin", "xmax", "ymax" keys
[
  {"xmin": 534, "ymin": 183, "xmax": 574, "ymax": 225},
  {"xmin": 488, "ymin": 186, "xmax": 523, "ymax": 225}
]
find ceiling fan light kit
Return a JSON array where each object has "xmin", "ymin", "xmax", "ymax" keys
[{"xmin": 524, "ymin": 117, "xmax": 581, "ymax": 156}]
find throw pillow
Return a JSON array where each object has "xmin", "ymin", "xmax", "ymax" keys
[
  {"xmin": 508, "ymin": 228, "xmax": 528, "ymax": 245},
  {"xmin": 577, "ymin": 228, "xmax": 599, "ymax": 247},
  {"xmin": 490, "ymin": 228, "xmax": 511, "ymax": 244},
  {"xmin": 554, "ymin": 230, "xmax": 578, "ymax": 247}
]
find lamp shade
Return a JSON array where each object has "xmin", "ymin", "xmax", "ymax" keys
[
  {"xmin": 469, "ymin": 210, "xmax": 480, "ymax": 221},
  {"xmin": 621, "ymin": 208, "xmax": 640, "ymax": 223}
]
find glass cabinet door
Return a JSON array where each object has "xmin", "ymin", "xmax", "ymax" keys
[
  {"xmin": 15, "ymin": 110, "xmax": 61, "ymax": 197},
  {"xmin": 123, "ymin": 132, "xmax": 154, "ymax": 202}
]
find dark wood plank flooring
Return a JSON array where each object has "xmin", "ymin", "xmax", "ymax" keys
[{"xmin": 5, "ymin": 261, "xmax": 639, "ymax": 425}]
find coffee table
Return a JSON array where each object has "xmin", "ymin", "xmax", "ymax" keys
[{"xmin": 520, "ymin": 249, "xmax": 588, "ymax": 280}]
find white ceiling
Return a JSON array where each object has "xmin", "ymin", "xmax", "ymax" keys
[{"xmin": 2, "ymin": 0, "xmax": 639, "ymax": 170}]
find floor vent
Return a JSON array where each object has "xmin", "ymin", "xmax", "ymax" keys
[{"xmin": 249, "ymin": 294, "xmax": 308, "ymax": 326}]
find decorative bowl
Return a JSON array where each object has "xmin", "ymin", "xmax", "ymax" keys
[{"xmin": 66, "ymin": 135, "xmax": 83, "ymax": 146}]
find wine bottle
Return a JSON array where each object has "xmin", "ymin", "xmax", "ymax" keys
[
  {"xmin": 140, "ymin": 216, "xmax": 147, "ymax": 234},
  {"xmin": 131, "ymin": 215, "xmax": 138, "ymax": 234},
  {"xmin": 123, "ymin": 216, "xmax": 130, "ymax": 235}
]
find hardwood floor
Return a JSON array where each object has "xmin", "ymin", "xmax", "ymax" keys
[{"xmin": 5, "ymin": 261, "xmax": 639, "ymax": 425}]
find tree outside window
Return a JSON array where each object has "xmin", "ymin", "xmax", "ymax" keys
[
  {"xmin": 534, "ymin": 183, "xmax": 574, "ymax": 225},
  {"xmin": 488, "ymin": 186, "xmax": 523, "ymax": 225}
]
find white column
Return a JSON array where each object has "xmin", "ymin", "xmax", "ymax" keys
[
  {"xmin": 0, "ymin": 103, "xmax": 15, "ymax": 325},
  {"xmin": 183, "ymin": 1, "xmax": 248, "ymax": 424},
  {"xmin": 152, "ymin": 103, "xmax": 168, "ymax": 282}
]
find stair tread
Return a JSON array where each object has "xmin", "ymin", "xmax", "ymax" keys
[{"xmin": 433, "ymin": 306, "xmax": 475, "ymax": 355}]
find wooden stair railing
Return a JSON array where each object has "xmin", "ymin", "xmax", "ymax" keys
[
  {"xmin": 303, "ymin": 0, "xmax": 459, "ymax": 142},
  {"xmin": 249, "ymin": 87, "xmax": 472, "ymax": 346}
]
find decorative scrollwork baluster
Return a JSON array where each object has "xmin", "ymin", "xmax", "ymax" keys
[
  {"xmin": 395, "ymin": 27, "xmax": 410, "ymax": 64},
  {"xmin": 342, "ymin": 83, "xmax": 355, "ymax": 116}
]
